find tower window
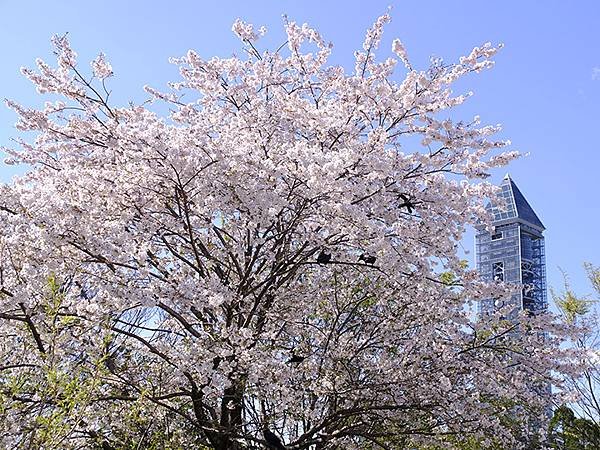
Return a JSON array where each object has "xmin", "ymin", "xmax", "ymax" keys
[
  {"xmin": 493, "ymin": 261, "xmax": 504, "ymax": 281},
  {"xmin": 491, "ymin": 231, "xmax": 504, "ymax": 240}
]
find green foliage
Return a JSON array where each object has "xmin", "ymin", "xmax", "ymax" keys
[
  {"xmin": 43, "ymin": 273, "xmax": 64, "ymax": 317},
  {"xmin": 548, "ymin": 406, "xmax": 600, "ymax": 449},
  {"xmin": 439, "ymin": 271, "xmax": 456, "ymax": 285},
  {"xmin": 439, "ymin": 260, "xmax": 468, "ymax": 286},
  {"xmin": 584, "ymin": 263, "xmax": 600, "ymax": 297},
  {"xmin": 28, "ymin": 367, "xmax": 101, "ymax": 449},
  {"xmin": 551, "ymin": 267, "xmax": 597, "ymax": 323}
]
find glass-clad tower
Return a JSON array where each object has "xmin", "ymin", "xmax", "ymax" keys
[{"xmin": 476, "ymin": 174, "xmax": 547, "ymax": 316}]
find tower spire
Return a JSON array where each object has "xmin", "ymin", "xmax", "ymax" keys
[{"xmin": 488, "ymin": 176, "xmax": 544, "ymax": 231}]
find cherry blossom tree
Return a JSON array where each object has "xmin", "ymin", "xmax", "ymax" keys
[{"xmin": 0, "ymin": 14, "xmax": 582, "ymax": 449}]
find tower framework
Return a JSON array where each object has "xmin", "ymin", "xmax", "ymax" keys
[{"xmin": 476, "ymin": 174, "xmax": 547, "ymax": 316}]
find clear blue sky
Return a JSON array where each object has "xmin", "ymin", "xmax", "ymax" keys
[{"xmin": 1, "ymin": 0, "xmax": 599, "ymax": 299}]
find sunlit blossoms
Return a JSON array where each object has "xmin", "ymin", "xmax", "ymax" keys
[
  {"xmin": 0, "ymin": 14, "xmax": 583, "ymax": 450},
  {"xmin": 91, "ymin": 52, "xmax": 113, "ymax": 79},
  {"xmin": 392, "ymin": 38, "xmax": 410, "ymax": 70},
  {"xmin": 232, "ymin": 18, "xmax": 267, "ymax": 42}
]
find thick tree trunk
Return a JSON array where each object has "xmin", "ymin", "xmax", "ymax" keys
[
  {"xmin": 195, "ymin": 379, "xmax": 247, "ymax": 450},
  {"xmin": 215, "ymin": 380, "xmax": 245, "ymax": 449}
]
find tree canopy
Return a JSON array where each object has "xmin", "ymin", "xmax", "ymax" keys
[{"xmin": 0, "ymin": 14, "xmax": 581, "ymax": 449}]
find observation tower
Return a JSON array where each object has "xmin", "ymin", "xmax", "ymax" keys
[{"xmin": 476, "ymin": 174, "xmax": 547, "ymax": 317}]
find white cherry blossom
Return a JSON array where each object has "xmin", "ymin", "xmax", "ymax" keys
[{"xmin": 0, "ymin": 14, "xmax": 583, "ymax": 450}]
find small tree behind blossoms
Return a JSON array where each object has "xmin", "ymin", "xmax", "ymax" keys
[
  {"xmin": 552, "ymin": 263, "xmax": 600, "ymax": 429},
  {"xmin": 0, "ymin": 14, "xmax": 582, "ymax": 450}
]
